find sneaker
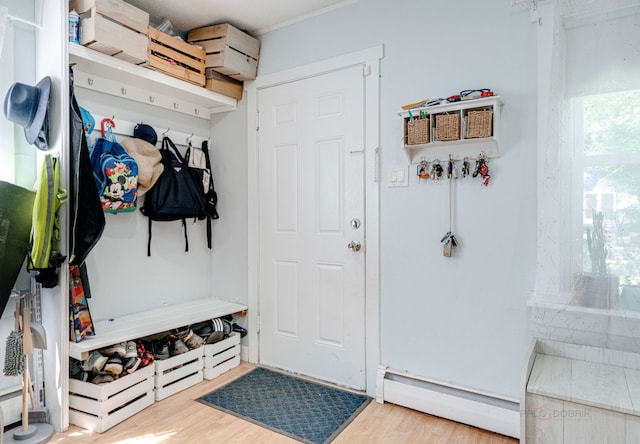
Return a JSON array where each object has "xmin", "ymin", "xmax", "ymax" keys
[
  {"xmin": 192, "ymin": 320, "xmax": 213, "ymax": 342},
  {"xmin": 104, "ymin": 356, "xmax": 123, "ymax": 376},
  {"xmin": 182, "ymin": 329, "xmax": 204, "ymax": 349},
  {"xmin": 172, "ymin": 326, "xmax": 190, "ymax": 339},
  {"xmin": 69, "ymin": 359, "xmax": 89, "ymax": 381},
  {"xmin": 81, "ymin": 351, "xmax": 108, "ymax": 373},
  {"xmin": 222, "ymin": 315, "xmax": 248, "ymax": 337},
  {"xmin": 152, "ymin": 337, "xmax": 170, "ymax": 360},
  {"xmin": 102, "ymin": 342, "xmax": 126, "ymax": 358},
  {"xmin": 169, "ymin": 337, "xmax": 189, "ymax": 356},
  {"xmin": 207, "ymin": 318, "xmax": 226, "ymax": 344},
  {"xmin": 91, "ymin": 373, "xmax": 114, "ymax": 384},
  {"xmin": 124, "ymin": 356, "xmax": 141, "ymax": 374},
  {"xmin": 206, "ymin": 330, "xmax": 224, "ymax": 344},
  {"xmin": 221, "ymin": 319, "xmax": 233, "ymax": 336},
  {"xmin": 125, "ymin": 341, "xmax": 137, "ymax": 358}
]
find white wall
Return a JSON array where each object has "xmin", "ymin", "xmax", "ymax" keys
[
  {"xmin": 74, "ymin": 90, "xmax": 215, "ymax": 319},
  {"xmin": 208, "ymin": 105, "xmax": 249, "ymax": 305},
  {"xmin": 217, "ymin": 0, "xmax": 538, "ymax": 400}
]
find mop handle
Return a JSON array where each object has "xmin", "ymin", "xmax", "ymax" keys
[
  {"xmin": 22, "ymin": 308, "xmax": 36, "ymax": 409},
  {"xmin": 22, "ymin": 308, "xmax": 33, "ymax": 432},
  {"xmin": 14, "ymin": 302, "xmax": 20, "ymax": 332}
]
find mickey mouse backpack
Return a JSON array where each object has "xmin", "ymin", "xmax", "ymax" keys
[{"xmin": 90, "ymin": 119, "xmax": 139, "ymax": 214}]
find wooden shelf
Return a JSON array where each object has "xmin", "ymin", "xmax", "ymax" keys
[
  {"xmin": 68, "ymin": 298, "xmax": 247, "ymax": 361},
  {"xmin": 399, "ymin": 96, "xmax": 502, "ymax": 163},
  {"xmin": 69, "ymin": 43, "xmax": 237, "ymax": 119}
]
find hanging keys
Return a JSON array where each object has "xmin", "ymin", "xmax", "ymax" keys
[
  {"xmin": 473, "ymin": 152, "xmax": 491, "ymax": 186},
  {"xmin": 462, "ymin": 157, "xmax": 470, "ymax": 178},
  {"xmin": 430, "ymin": 160, "xmax": 443, "ymax": 180},
  {"xmin": 440, "ymin": 231, "xmax": 458, "ymax": 257},
  {"xmin": 417, "ymin": 159, "xmax": 429, "ymax": 180},
  {"xmin": 447, "ymin": 155, "xmax": 458, "ymax": 179}
]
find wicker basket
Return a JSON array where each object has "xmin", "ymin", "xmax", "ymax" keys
[
  {"xmin": 435, "ymin": 113, "xmax": 460, "ymax": 141},
  {"xmin": 406, "ymin": 119, "xmax": 430, "ymax": 145},
  {"xmin": 466, "ymin": 110, "xmax": 493, "ymax": 139}
]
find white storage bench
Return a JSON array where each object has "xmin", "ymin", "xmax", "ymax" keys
[
  {"xmin": 68, "ymin": 365, "xmax": 155, "ymax": 433},
  {"xmin": 203, "ymin": 332, "xmax": 241, "ymax": 380},
  {"xmin": 522, "ymin": 339, "xmax": 640, "ymax": 443},
  {"xmin": 68, "ymin": 298, "xmax": 247, "ymax": 432}
]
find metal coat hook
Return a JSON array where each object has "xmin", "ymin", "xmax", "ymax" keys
[
  {"xmin": 186, "ymin": 133, "xmax": 194, "ymax": 145},
  {"xmin": 100, "ymin": 117, "xmax": 116, "ymax": 137},
  {"xmin": 162, "ymin": 128, "xmax": 170, "ymax": 137}
]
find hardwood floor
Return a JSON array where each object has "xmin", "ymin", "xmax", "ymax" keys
[{"xmin": 51, "ymin": 362, "xmax": 518, "ymax": 443}]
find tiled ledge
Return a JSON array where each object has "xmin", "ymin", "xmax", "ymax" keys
[{"xmin": 526, "ymin": 340, "xmax": 640, "ymax": 416}]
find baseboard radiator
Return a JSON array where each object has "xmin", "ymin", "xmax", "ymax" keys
[{"xmin": 376, "ymin": 366, "xmax": 520, "ymax": 439}]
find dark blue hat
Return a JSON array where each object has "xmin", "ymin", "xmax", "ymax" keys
[
  {"xmin": 3, "ymin": 76, "xmax": 51, "ymax": 150},
  {"xmin": 134, "ymin": 123, "xmax": 157, "ymax": 146}
]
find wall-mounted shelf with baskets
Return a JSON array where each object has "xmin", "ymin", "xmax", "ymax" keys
[{"xmin": 398, "ymin": 96, "xmax": 503, "ymax": 163}]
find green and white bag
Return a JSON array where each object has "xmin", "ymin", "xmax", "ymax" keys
[{"xmin": 29, "ymin": 155, "xmax": 67, "ymax": 287}]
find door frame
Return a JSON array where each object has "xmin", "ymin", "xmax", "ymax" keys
[{"xmin": 246, "ymin": 45, "xmax": 382, "ymax": 395}]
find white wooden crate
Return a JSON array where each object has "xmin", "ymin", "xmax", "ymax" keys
[
  {"xmin": 69, "ymin": 365, "xmax": 155, "ymax": 433},
  {"xmin": 203, "ymin": 332, "xmax": 241, "ymax": 380},
  {"xmin": 154, "ymin": 347, "xmax": 203, "ymax": 401}
]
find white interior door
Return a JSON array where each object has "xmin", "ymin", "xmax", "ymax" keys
[{"xmin": 257, "ymin": 64, "xmax": 366, "ymax": 390}]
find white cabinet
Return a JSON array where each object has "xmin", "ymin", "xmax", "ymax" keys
[{"xmin": 398, "ymin": 96, "xmax": 502, "ymax": 163}]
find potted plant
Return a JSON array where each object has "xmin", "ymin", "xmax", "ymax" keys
[{"xmin": 573, "ymin": 209, "xmax": 619, "ymax": 308}]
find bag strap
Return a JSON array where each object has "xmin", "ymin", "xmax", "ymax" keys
[
  {"xmin": 182, "ymin": 219, "xmax": 189, "ymax": 253},
  {"xmin": 201, "ymin": 140, "xmax": 213, "ymax": 190},
  {"xmin": 147, "ymin": 218, "xmax": 152, "ymax": 257},
  {"xmin": 162, "ymin": 136, "xmax": 186, "ymax": 164},
  {"xmin": 202, "ymin": 140, "xmax": 213, "ymax": 249},
  {"xmin": 147, "ymin": 218, "xmax": 190, "ymax": 256}
]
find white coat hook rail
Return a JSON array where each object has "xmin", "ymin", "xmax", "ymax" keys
[
  {"xmin": 92, "ymin": 115, "xmax": 208, "ymax": 147},
  {"xmin": 71, "ymin": 70, "xmax": 213, "ymax": 120}
]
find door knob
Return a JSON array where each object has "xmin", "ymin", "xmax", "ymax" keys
[{"xmin": 347, "ymin": 241, "xmax": 361, "ymax": 252}]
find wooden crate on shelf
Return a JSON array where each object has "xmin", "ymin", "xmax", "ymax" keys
[
  {"xmin": 68, "ymin": 365, "xmax": 155, "ymax": 433},
  {"xmin": 70, "ymin": 0, "xmax": 149, "ymax": 65},
  {"xmin": 146, "ymin": 27, "xmax": 206, "ymax": 86},
  {"xmin": 187, "ymin": 23, "xmax": 260, "ymax": 81},
  {"xmin": 154, "ymin": 347, "xmax": 203, "ymax": 401},
  {"xmin": 203, "ymin": 332, "xmax": 241, "ymax": 380},
  {"xmin": 205, "ymin": 69, "xmax": 244, "ymax": 99}
]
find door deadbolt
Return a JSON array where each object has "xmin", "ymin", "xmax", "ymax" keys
[{"xmin": 351, "ymin": 218, "xmax": 361, "ymax": 229}]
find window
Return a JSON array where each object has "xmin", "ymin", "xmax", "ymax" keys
[
  {"xmin": 532, "ymin": 0, "xmax": 640, "ymax": 351},
  {"xmin": 571, "ymin": 91, "xmax": 640, "ymax": 308}
]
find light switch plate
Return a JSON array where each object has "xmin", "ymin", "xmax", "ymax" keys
[{"xmin": 388, "ymin": 165, "xmax": 409, "ymax": 187}]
